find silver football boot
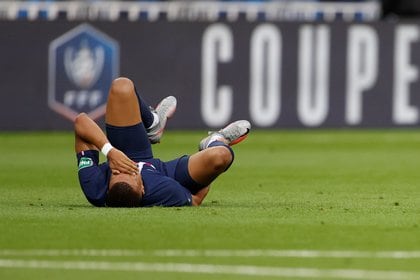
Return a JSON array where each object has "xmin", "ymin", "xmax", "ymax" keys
[
  {"xmin": 147, "ymin": 96, "xmax": 177, "ymax": 144},
  {"xmin": 199, "ymin": 120, "xmax": 251, "ymax": 151}
]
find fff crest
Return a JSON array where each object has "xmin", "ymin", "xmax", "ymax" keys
[{"xmin": 48, "ymin": 24, "xmax": 119, "ymax": 121}]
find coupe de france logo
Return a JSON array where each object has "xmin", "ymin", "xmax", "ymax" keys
[{"xmin": 48, "ymin": 24, "xmax": 119, "ymax": 121}]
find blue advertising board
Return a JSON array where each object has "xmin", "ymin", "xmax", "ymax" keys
[{"xmin": 0, "ymin": 20, "xmax": 420, "ymax": 130}]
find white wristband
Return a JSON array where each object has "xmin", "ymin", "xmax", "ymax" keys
[{"xmin": 101, "ymin": 143, "xmax": 113, "ymax": 157}]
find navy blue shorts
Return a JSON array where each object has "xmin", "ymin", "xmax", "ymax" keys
[
  {"xmin": 106, "ymin": 123, "xmax": 153, "ymax": 161},
  {"xmin": 106, "ymin": 122, "xmax": 204, "ymax": 200}
]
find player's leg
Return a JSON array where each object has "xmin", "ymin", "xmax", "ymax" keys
[
  {"xmin": 189, "ymin": 120, "xmax": 251, "ymax": 185},
  {"xmin": 105, "ymin": 77, "xmax": 141, "ymax": 126},
  {"xmin": 188, "ymin": 144, "xmax": 234, "ymax": 186},
  {"xmin": 105, "ymin": 77, "xmax": 153, "ymax": 161},
  {"xmin": 106, "ymin": 77, "xmax": 176, "ymax": 141},
  {"xmin": 146, "ymin": 95, "xmax": 177, "ymax": 144},
  {"xmin": 162, "ymin": 120, "xmax": 250, "ymax": 205},
  {"xmin": 191, "ymin": 186, "xmax": 210, "ymax": 206},
  {"xmin": 133, "ymin": 87, "xmax": 177, "ymax": 144}
]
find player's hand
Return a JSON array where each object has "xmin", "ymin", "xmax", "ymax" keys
[{"xmin": 107, "ymin": 148, "xmax": 138, "ymax": 175}]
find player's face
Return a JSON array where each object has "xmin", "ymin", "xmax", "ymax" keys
[{"xmin": 109, "ymin": 173, "xmax": 145, "ymax": 196}]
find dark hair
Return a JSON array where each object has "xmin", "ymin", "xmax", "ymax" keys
[{"xmin": 106, "ymin": 181, "xmax": 142, "ymax": 207}]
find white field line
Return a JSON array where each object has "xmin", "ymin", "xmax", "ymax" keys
[
  {"xmin": 0, "ymin": 249, "xmax": 420, "ymax": 259},
  {"xmin": 1, "ymin": 259, "xmax": 420, "ymax": 280}
]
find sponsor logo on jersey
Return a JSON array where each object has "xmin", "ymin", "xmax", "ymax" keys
[{"xmin": 78, "ymin": 157, "xmax": 94, "ymax": 170}]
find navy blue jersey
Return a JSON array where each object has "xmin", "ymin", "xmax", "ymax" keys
[
  {"xmin": 77, "ymin": 120, "xmax": 203, "ymax": 207},
  {"xmin": 77, "ymin": 150, "xmax": 110, "ymax": 207},
  {"xmin": 77, "ymin": 150, "xmax": 193, "ymax": 207},
  {"xmin": 138, "ymin": 163, "xmax": 192, "ymax": 207}
]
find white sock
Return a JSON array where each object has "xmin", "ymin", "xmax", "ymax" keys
[{"xmin": 148, "ymin": 112, "xmax": 159, "ymax": 130}]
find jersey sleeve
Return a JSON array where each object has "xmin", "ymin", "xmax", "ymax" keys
[{"xmin": 76, "ymin": 150, "xmax": 109, "ymax": 207}]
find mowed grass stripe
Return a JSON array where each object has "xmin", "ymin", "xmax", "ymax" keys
[
  {"xmin": 1, "ymin": 259, "xmax": 420, "ymax": 280},
  {"xmin": 1, "ymin": 249, "xmax": 420, "ymax": 259}
]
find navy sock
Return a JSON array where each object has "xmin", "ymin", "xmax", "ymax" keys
[{"xmin": 134, "ymin": 86, "xmax": 155, "ymax": 129}]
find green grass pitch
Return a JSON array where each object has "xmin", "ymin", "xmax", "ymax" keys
[{"xmin": 0, "ymin": 130, "xmax": 419, "ymax": 279}]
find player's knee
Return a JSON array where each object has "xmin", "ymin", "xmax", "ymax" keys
[
  {"xmin": 74, "ymin": 112, "xmax": 86, "ymax": 124},
  {"xmin": 109, "ymin": 77, "xmax": 135, "ymax": 101},
  {"xmin": 209, "ymin": 147, "xmax": 233, "ymax": 172}
]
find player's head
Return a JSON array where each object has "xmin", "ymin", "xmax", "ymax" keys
[{"xmin": 106, "ymin": 173, "xmax": 144, "ymax": 207}]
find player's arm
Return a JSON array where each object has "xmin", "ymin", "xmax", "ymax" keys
[{"xmin": 74, "ymin": 113, "xmax": 138, "ymax": 175}]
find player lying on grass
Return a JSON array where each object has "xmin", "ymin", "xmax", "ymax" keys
[{"xmin": 74, "ymin": 77, "xmax": 251, "ymax": 207}]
